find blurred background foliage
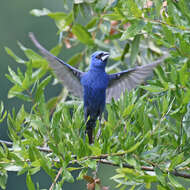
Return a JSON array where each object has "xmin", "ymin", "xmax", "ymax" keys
[{"xmin": 1, "ymin": 0, "xmax": 190, "ymax": 189}]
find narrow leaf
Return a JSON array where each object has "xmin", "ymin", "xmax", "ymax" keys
[
  {"xmin": 155, "ymin": 167, "xmax": 166, "ymax": 186},
  {"xmin": 26, "ymin": 173, "xmax": 35, "ymax": 190},
  {"xmin": 130, "ymin": 35, "xmax": 140, "ymax": 65},
  {"xmin": 72, "ymin": 24, "xmax": 94, "ymax": 45},
  {"xmin": 5, "ymin": 47, "xmax": 25, "ymax": 63}
]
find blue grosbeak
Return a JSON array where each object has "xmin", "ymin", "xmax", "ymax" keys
[{"xmin": 29, "ymin": 33, "xmax": 168, "ymax": 144}]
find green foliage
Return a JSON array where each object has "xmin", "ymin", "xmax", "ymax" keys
[{"xmin": 1, "ymin": 0, "xmax": 190, "ymax": 189}]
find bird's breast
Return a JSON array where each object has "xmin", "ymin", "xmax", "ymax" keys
[
  {"xmin": 81, "ymin": 71, "xmax": 109, "ymax": 90},
  {"xmin": 81, "ymin": 71, "xmax": 109, "ymax": 107}
]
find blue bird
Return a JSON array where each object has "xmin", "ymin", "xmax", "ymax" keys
[{"xmin": 29, "ymin": 33, "xmax": 168, "ymax": 144}]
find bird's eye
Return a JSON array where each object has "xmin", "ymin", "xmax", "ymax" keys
[{"xmin": 96, "ymin": 53, "xmax": 103, "ymax": 60}]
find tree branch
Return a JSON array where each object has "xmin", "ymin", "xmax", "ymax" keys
[
  {"xmin": 142, "ymin": 17, "xmax": 190, "ymax": 32},
  {"xmin": 1, "ymin": 139, "xmax": 190, "ymax": 179},
  {"xmin": 0, "ymin": 140, "xmax": 52, "ymax": 153},
  {"xmin": 98, "ymin": 160, "xmax": 190, "ymax": 179},
  {"xmin": 98, "ymin": 159, "xmax": 154, "ymax": 171}
]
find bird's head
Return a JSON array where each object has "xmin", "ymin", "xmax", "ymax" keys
[{"xmin": 90, "ymin": 51, "xmax": 109, "ymax": 70}]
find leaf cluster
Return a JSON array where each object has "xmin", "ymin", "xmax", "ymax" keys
[{"xmin": 1, "ymin": 0, "xmax": 190, "ymax": 189}]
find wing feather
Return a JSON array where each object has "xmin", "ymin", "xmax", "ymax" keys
[
  {"xmin": 106, "ymin": 54, "xmax": 168, "ymax": 103},
  {"xmin": 29, "ymin": 33, "xmax": 83, "ymax": 99}
]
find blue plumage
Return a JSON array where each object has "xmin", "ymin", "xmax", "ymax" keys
[
  {"xmin": 29, "ymin": 33, "xmax": 168, "ymax": 144},
  {"xmin": 81, "ymin": 51, "xmax": 109, "ymax": 143}
]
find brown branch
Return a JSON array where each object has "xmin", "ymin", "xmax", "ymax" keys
[
  {"xmin": 141, "ymin": 17, "xmax": 190, "ymax": 32},
  {"xmin": 49, "ymin": 167, "xmax": 63, "ymax": 190},
  {"xmin": 98, "ymin": 159, "xmax": 190, "ymax": 179},
  {"xmin": 99, "ymin": 159, "xmax": 154, "ymax": 171},
  {"xmin": 1, "ymin": 139, "xmax": 190, "ymax": 179},
  {"xmin": 171, "ymin": 170, "xmax": 190, "ymax": 179},
  {"xmin": 0, "ymin": 140, "xmax": 52, "ymax": 153}
]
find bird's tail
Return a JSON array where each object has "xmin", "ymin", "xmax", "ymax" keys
[
  {"xmin": 86, "ymin": 119, "xmax": 96, "ymax": 144},
  {"xmin": 86, "ymin": 127, "xmax": 93, "ymax": 144}
]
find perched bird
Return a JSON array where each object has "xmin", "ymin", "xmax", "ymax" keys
[{"xmin": 29, "ymin": 33, "xmax": 168, "ymax": 144}]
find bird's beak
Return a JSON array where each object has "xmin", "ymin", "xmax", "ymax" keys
[{"xmin": 101, "ymin": 53, "xmax": 109, "ymax": 61}]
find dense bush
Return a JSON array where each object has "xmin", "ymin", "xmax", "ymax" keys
[{"xmin": 1, "ymin": 0, "xmax": 190, "ymax": 189}]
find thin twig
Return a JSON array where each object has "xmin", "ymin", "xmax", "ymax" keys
[
  {"xmin": 49, "ymin": 167, "xmax": 63, "ymax": 190},
  {"xmin": 142, "ymin": 17, "xmax": 190, "ymax": 32},
  {"xmin": 0, "ymin": 140, "xmax": 52, "ymax": 153}
]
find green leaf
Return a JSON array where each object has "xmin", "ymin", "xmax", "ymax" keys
[
  {"xmin": 94, "ymin": 39, "xmax": 110, "ymax": 49},
  {"xmin": 154, "ymin": 0, "xmax": 162, "ymax": 17},
  {"xmin": 86, "ymin": 17, "xmax": 98, "ymax": 29},
  {"xmin": 178, "ymin": 0, "xmax": 190, "ymax": 23},
  {"xmin": 168, "ymin": 173, "xmax": 184, "ymax": 189},
  {"xmin": 83, "ymin": 160, "xmax": 97, "ymax": 170},
  {"xmin": 7, "ymin": 85, "xmax": 24, "ymax": 99},
  {"xmin": 22, "ymin": 62, "xmax": 33, "ymax": 89},
  {"xmin": 5, "ymin": 47, "xmax": 25, "ymax": 63},
  {"xmin": 182, "ymin": 89, "xmax": 190, "ymax": 105},
  {"xmin": 176, "ymin": 157, "xmax": 190, "ymax": 169},
  {"xmin": 17, "ymin": 105, "xmax": 27, "ymax": 124},
  {"xmin": 140, "ymin": 85, "xmax": 166, "ymax": 93},
  {"xmin": 126, "ymin": 141, "xmax": 141, "ymax": 153},
  {"xmin": 35, "ymin": 75, "xmax": 52, "ymax": 101},
  {"xmin": 180, "ymin": 39, "xmax": 190, "ymax": 56},
  {"xmin": 103, "ymin": 13, "xmax": 124, "ymax": 20},
  {"xmin": 127, "ymin": 0, "xmax": 142, "ymax": 17},
  {"xmin": 162, "ymin": 25, "xmax": 175, "ymax": 46},
  {"xmin": 120, "ymin": 20, "xmax": 145, "ymax": 40},
  {"xmin": 157, "ymin": 184, "xmax": 168, "ymax": 190},
  {"xmin": 126, "ymin": 132, "xmax": 151, "ymax": 154},
  {"xmin": 8, "ymin": 66, "xmax": 22, "ymax": 86},
  {"xmin": 179, "ymin": 62, "xmax": 188, "ymax": 86},
  {"xmin": 155, "ymin": 167, "xmax": 166, "ymax": 186},
  {"xmin": 121, "ymin": 43, "xmax": 130, "ymax": 61},
  {"xmin": 95, "ymin": 0, "xmax": 109, "ymax": 11},
  {"xmin": 62, "ymin": 169, "xmax": 74, "ymax": 183},
  {"xmin": 154, "ymin": 66, "xmax": 168, "ymax": 88},
  {"xmin": 162, "ymin": 96, "xmax": 169, "ymax": 114},
  {"xmin": 0, "ymin": 102, "xmax": 7, "ymax": 123},
  {"xmin": 77, "ymin": 168, "xmax": 88, "ymax": 180},
  {"xmin": 50, "ymin": 43, "xmax": 63, "ymax": 56},
  {"xmin": 122, "ymin": 104, "xmax": 134, "ymax": 117},
  {"xmin": 47, "ymin": 96, "xmax": 60, "ymax": 111},
  {"xmin": 0, "ymin": 172, "xmax": 8, "ymax": 190},
  {"xmin": 26, "ymin": 172, "xmax": 35, "ymax": 190},
  {"xmin": 48, "ymin": 12, "xmax": 73, "ymax": 32},
  {"xmin": 18, "ymin": 42, "xmax": 43, "ymax": 61},
  {"xmin": 130, "ymin": 34, "xmax": 140, "ymax": 65},
  {"xmin": 67, "ymin": 53, "xmax": 83, "ymax": 66},
  {"xmin": 72, "ymin": 24, "xmax": 94, "ymax": 45}
]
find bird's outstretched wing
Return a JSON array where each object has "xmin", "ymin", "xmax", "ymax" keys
[
  {"xmin": 106, "ymin": 54, "xmax": 168, "ymax": 103},
  {"xmin": 29, "ymin": 33, "xmax": 83, "ymax": 99}
]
